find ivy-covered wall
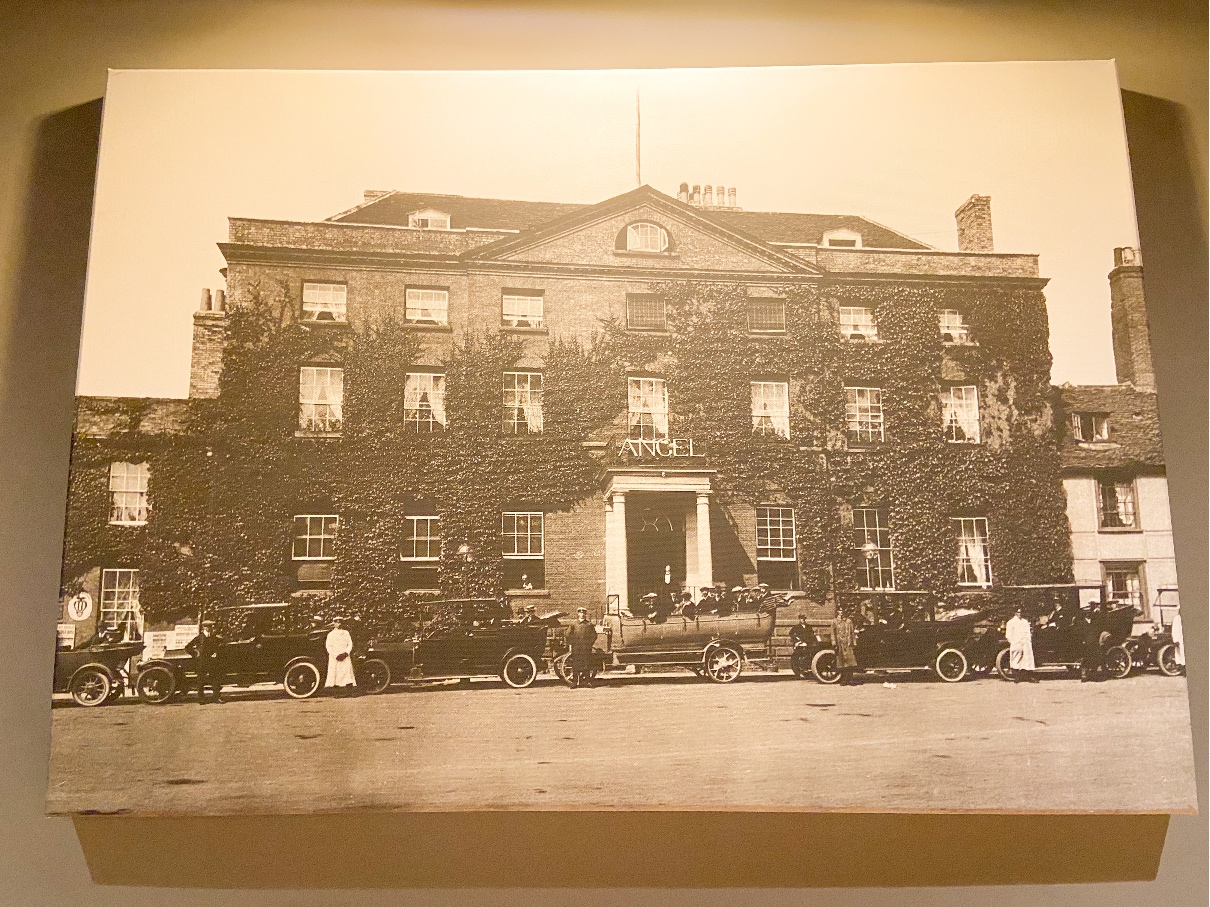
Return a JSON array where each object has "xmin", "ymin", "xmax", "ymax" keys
[{"xmin": 61, "ymin": 273, "xmax": 1073, "ymax": 635}]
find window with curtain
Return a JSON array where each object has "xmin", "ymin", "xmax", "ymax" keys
[
  {"xmin": 298, "ymin": 366, "xmax": 343, "ymax": 433},
  {"xmin": 751, "ymin": 381, "xmax": 790, "ymax": 439},
  {"xmin": 100, "ymin": 568, "xmax": 140, "ymax": 633},
  {"xmin": 301, "ymin": 282, "xmax": 347, "ymax": 322},
  {"xmin": 404, "ymin": 372, "xmax": 447, "ymax": 432},
  {"xmin": 953, "ymin": 517, "xmax": 992, "ymax": 587},
  {"xmin": 938, "ymin": 309, "xmax": 971, "ymax": 344},
  {"xmin": 405, "ymin": 287, "xmax": 449, "ymax": 325},
  {"xmin": 840, "ymin": 306, "xmax": 878, "ymax": 341},
  {"xmin": 503, "ymin": 371, "xmax": 544, "ymax": 434},
  {"xmin": 1098, "ymin": 478, "xmax": 1138, "ymax": 529},
  {"xmin": 108, "ymin": 461, "xmax": 150, "ymax": 524},
  {"xmin": 942, "ymin": 386, "xmax": 980, "ymax": 443},
  {"xmin": 845, "ymin": 386, "xmax": 884, "ymax": 445},
  {"xmin": 502, "ymin": 292, "xmax": 544, "ymax": 329},
  {"xmin": 627, "ymin": 376, "xmax": 669, "ymax": 440},
  {"xmin": 853, "ymin": 507, "xmax": 895, "ymax": 590}
]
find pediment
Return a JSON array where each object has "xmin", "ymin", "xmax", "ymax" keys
[{"xmin": 464, "ymin": 187, "xmax": 818, "ymax": 275}]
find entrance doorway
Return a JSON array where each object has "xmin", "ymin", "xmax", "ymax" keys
[{"xmin": 626, "ymin": 498, "xmax": 686, "ymax": 606}]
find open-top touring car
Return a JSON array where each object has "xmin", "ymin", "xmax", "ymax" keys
[
  {"xmin": 549, "ymin": 588, "xmax": 781, "ymax": 685},
  {"xmin": 1122, "ymin": 587, "xmax": 1184, "ymax": 677},
  {"xmin": 53, "ymin": 631, "xmax": 145, "ymax": 706},
  {"xmin": 134, "ymin": 602, "xmax": 330, "ymax": 703},
  {"xmin": 355, "ymin": 598, "xmax": 555, "ymax": 691},
  {"xmin": 982, "ymin": 584, "xmax": 1137, "ymax": 680},
  {"xmin": 796, "ymin": 591, "xmax": 994, "ymax": 684}
]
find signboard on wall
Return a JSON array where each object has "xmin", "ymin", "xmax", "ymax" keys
[
  {"xmin": 67, "ymin": 591, "xmax": 93, "ymax": 621},
  {"xmin": 56, "ymin": 623, "xmax": 76, "ymax": 650}
]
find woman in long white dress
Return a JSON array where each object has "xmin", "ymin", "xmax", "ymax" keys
[
  {"xmin": 325, "ymin": 617, "xmax": 357, "ymax": 695},
  {"xmin": 1005, "ymin": 608, "xmax": 1036, "ymax": 681}
]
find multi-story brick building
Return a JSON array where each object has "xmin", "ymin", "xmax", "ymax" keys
[
  {"xmin": 1057, "ymin": 247, "xmax": 1179, "ymax": 628},
  {"xmin": 59, "ymin": 183, "xmax": 1074, "ymax": 641}
]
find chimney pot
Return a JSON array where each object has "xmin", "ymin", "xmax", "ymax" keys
[
  {"xmin": 703, "ymin": 185, "xmax": 713, "ymax": 207},
  {"xmin": 955, "ymin": 195, "xmax": 994, "ymax": 252},
  {"xmin": 1114, "ymin": 246, "xmax": 1142, "ymax": 268},
  {"xmin": 728, "ymin": 187, "xmax": 737, "ymax": 209},
  {"xmin": 678, "ymin": 182, "xmax": 689, "ymax": 203},
  {"xmin": 199, "ymin": 288, "xmax": 212, "ymax": 313},
  {"xmin": 213, "ymin": 289, "xmax": 226, "ymax": 313},
  {"xmin": 692, "ymin": 184, "xmax": 701, "ymax": 206}
]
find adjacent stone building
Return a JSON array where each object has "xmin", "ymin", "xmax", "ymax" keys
[
  {"xmin": 1057, "ymin": 247, "xmax": 1179, "ymax": 627},
  {"xmin": 59, "ymin": 184, "xmax": 1074, "ymax": 640}
]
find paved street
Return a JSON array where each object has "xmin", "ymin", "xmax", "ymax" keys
[{"xmin": 47, "ymin": 670, "xmax": 1196, "ymax": 816}]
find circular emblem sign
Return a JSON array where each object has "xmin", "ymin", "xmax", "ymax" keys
[{"xmin": 67, "ymin": 591, "xmax": 93, "ymax": 621}]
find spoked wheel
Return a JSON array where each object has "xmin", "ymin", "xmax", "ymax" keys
[
  {"xmin": 500, "ymin": 652, "xmax": 538, "ymax": 689},
  {"xmin": 1103, "ymin": 645, "xmax": 1132, "ymax": 680},
  {"xmin": 554, "ymin": 652, "xmax": 575, "ymax": 686},
  {"xmin": 789, "ymin": 648, "xmax": 812, "ymax": 679},
  {"xmin": 995, "ymin": 647, "xmax": 1015, "ymax": 681},
  {"xmin": 70, "ymin": 667, "xmax": 112, "ymax": 707},
  {"xmin": 359, "ymin": 658, "xmax": 391, "ymax": 694},
  {"xmin": 135, "ymin": 665, "xmax": 177, "ymax": 704},
  {"xmin": 704, "ymin": 645, "xmax": 744, "ymax": 683},
  {"xmin": 934, "ymin": 647, "xmax": 969, "ymax": 683},
  {"xmin": 811, "ymin": 649, "xmax": 842, "ymax": 684},
  {"xmin": 1157, "ymin": 644, "xmax": 1183, "ymax": 677},
  {"xmin": 283, "ymin": 660, "xmax": 323, "ymax": 699}
]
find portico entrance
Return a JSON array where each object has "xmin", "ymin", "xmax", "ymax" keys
[{"xmin": 603, "ymin": 468, "xmax": 716, "ymax": 615}]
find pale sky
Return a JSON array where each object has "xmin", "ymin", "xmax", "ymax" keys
[{"xmin": 78, "ymin": 62, "xmax": 1139, "ymax": 398}]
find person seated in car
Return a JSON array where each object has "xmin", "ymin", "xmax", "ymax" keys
[
  {"xmin": 716, "ymin": 586, "xmax": 742, "ymax": 618},
  {"xmin": 651, "ymin": 592, "xmax": 678, "ymax": 624},
  {"xmin": 678, "ymin": 590, "xmax": 698, "ymax": 620},
  {"xmin": 518, "ymin": 604, "xmax": 540, "ymax": 625},
  {"xmin": 637, "ymin": 592, "xmax": 660, "ymax": 621},
  {"xmin": 695, "ymin": 586, "xmax": 717, "ymax": 615},
  {"xmin": 878, "ymin": 604, "xmax": 906, "ymax": 631}
]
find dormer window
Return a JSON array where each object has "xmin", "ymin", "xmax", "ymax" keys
[
  {"xmin": 1071, "ymin": 412, "xmax": 1110, "ymax": 442},
  {"xmin": 620, "ymin": 222, "xmax": 670, "ymax": 253},
  {"xmin": 822, "ymin": 229, "xmax": 862, "ymax": 249},
  {"xmin": 408, "ymin": 209, "xmax": 451, "ymax": 230}
]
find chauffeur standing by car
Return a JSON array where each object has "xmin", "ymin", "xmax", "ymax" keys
[
  {"xmin": 185, "ymin": 619, "xmax": 224, "ymax": 704},
  {"xmin": 567, "ymin": 607, "xmax": 598, "ymax": 689},
  {"xmin": 831, "ymin": 606, "xmax": 859, "ymax": 685}
]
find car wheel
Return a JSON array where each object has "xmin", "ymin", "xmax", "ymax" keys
[
  {"xmin": 71, "ymin": 667, "xmax": 112, "ymax": 707},
  {"xmin": 1157, "ymin": 644, "xmax": 1183, "ymax": 677},
  {"xmin": 1104, "ymin": 645, "xmax": 1132, "ymax": 680},
  {"xmin": 704, "ymin": 645, "xmax": 743, "ymax": 683},
  {"xmin": 359, "ymin": 659, "xmax": 391, "ymax": 694},
  {"xmin": 811, "ymin": 649, "xmax": 842, "ymax": 684},
  {"xmin": 135, "ymin": 665, "xmax": 177, "ymax": 704},
  {"xmin": 554, "ymin": 652, "xmax": 575, "ymax": 686},
  {"xmin": 934, "ymin": 647, "xmax": 968, "ymax": 683},
  {"xmin": 501, "ymin": 652, "xmax": 538, "ymax": 689},
  {"xmin": 789, "ymin": 648, "xmax": 812, "ymax": 679},
  {"xmin": 283, "ymin": 661, "xmax": 323, "ymax": 699},
  {"xmin": 994, "ymin": 647, "xmax": 1014, "ymax": 681}
]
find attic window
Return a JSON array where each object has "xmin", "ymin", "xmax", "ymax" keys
[
  {"xmin": 408, "ymin": 209, "xmax": 451, "ymax": 230},
  {"xmin": 822, "ymin": 229, "xmax": 862, "ymax": 249},
  {"xmin": 619, "ymin": 222, "xmax": 670, "ymax": 253},
  {"xmin": 1071, "ymin": 412, "xmax": 1110, "ymax": 442}
]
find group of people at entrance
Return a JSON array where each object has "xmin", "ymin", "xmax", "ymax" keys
[{"xmin": 629, "ymin": 584, "xmax": 773, "ymax": 623}]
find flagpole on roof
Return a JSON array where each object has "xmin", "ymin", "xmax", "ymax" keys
[{"xmin": 635, "ymin": 87, "xmax": 641, "ymax": 187}]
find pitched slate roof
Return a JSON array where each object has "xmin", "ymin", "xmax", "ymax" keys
[
  {"xmin": 329, "ymin": 192, "xmax": 584, "ymax": 232},
  {"xmin": 330, "ymin": 189, "xmax": 930, "ymax": 250},
  {"xmin": 1055, "ymin": 384, "xmax": 1165, "ymax": 472}
]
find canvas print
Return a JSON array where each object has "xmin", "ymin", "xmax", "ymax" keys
[{"xmin": 47, "ymin": 64, "xmax": 1194, "ymax": 815}]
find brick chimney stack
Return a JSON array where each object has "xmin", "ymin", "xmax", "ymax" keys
[
  {"xmin": 955, "ymin": 195, "xmax": 994, "ymax": 252},
  {"xmin": 1109, "ymin": 246, "xmax": 1155, "ymax": 392},
  {"xmin": 189, "ymin": 286, "xmax": 228, "ymax": 399}
]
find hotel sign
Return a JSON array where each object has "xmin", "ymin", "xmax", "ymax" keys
[{"xmin": 618, "ymin": 438, "xmax": 703, "ymax": 458}]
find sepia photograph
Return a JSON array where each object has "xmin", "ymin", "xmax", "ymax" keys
[{"xmin": 46, "ymin": 63, "xmax": 1195, "ymax": 816}]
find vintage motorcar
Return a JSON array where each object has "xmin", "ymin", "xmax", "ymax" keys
[
  {"xmin": 134, "ymin": 602, "xmax": 330, "ymax": 703},
  {"xmin": 799, "ymin": 592, "xmax": 992, "ymax": 684},
  {"xmin": 550, "ymin": 589, "xmax": 780, "ymax": 684},
  {"xmin": 1123, "ymin": 589, "xmax": 1184, "ymax": 677},
  {"xmin": 52, "ymin": 633, "xmax": 145, "ymax": 706},
  {"xmin": 986, "ymin": 585, "xmax": 1136, "ymax": 680},
  {"xmin": 356, "ymin": 599, "xmax": 553, "ymax": 692}
]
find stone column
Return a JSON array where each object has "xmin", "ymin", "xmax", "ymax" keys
[
  {"xmin": 695, "ymin": 493, "xmax": 713, "ymax": 591},
  {"xmin": 605, "ymin": 492, "xmax": 629, "ymax": 614}
]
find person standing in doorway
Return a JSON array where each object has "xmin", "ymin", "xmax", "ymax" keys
[
  {"xmin": 567, "ymin": 607, "xmax": 598, "ymax": 689},
  {"xmin": 325, "ymin": 617, "xmax": 356, "ymax": 696},
  {"xmin": 1005, "ymin": 607, "xmax": 1037, "ymax": 682}
]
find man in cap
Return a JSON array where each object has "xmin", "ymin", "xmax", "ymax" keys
[
  {"xmin": 519, "ymin": 604, "xmax": 540, "ymax": 625},
  {"xmin": 566, "ymin": 607, "xmax": 598, "ymax": 689},
  {"xmin": 831, "ymin": 605, "xmax": 860, "ymax": 685},
  {"xmin": 789, "ymin": 613, "xmax": 817, "ymax": 648},
  {"xmin": 638, "ymin": 591, "xmax": 660, "ymax": 621},
  {"xmin": 325, "ymin": 616, "xmax": 357, "ymax": 696},
  {"xmin": 185, "ymin": 618, "xmax": 224, "ymax": 704}
]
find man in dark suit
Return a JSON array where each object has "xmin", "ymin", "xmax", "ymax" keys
[
  {"xmin": 1081, "ymin": 601, "xmax": 1106, "ymax": 682},
  {"xmin": 566, "ymin": 607, "xmax": 598, "ymax": 689},
  {"xmin": 185, "ymin": 619, "xmax": 224, "ymax": 703}
]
